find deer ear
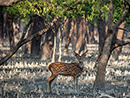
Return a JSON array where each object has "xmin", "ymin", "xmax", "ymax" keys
[{"xmin": 81, "ymin": 50, "xmax": 88, "ymax": 57}]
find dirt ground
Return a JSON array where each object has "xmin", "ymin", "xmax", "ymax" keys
[{"xmin": 0, "ymin": 43, "xmax": 130, "ymax": 98}]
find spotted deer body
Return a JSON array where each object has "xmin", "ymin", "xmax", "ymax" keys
[{"xmin": 47, "ymin": 50, "xmax": 88, "ymax": 92}]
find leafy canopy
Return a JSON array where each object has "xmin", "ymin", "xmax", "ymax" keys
[{"xmin": 4, "ymin": 0, "xmax": 129, "ymax": 22}]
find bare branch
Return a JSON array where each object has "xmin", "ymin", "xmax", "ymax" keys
[
  {"xmin": 0, "ymin": 0, "xmax": 21, "ymax": 6},
  {"xmin": 113, "ymin": 0, "xmax": 130, "ymax": 30},
  {"xmin": 113, "ymin": 10, "xmax": 129, "ymax": 30},
  {"xmin": 112, "ymin": 38, "xmax": 130, "ymax": 50},
  {"xmin": 118, "ymin": 27, "xmax": 130, "ymax": 32}
]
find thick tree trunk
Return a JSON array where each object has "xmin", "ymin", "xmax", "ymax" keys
[
  {"xmin": 40, "ymin": 21, "xmax": 60, "ymax": 61},
  {"xmin": 97, "ymin": 12, "xmax": 106, "ymax": 53},
  {"xmin": 63, "ymin": 18, "xmax": 71, "ymax": 44},
  {"xmin": 40, "ymin": 28, "xmax": 54, "ymax": 60},
  {"xmin": 30, "ymin": 15, "xmax": 44, "ymax": 58},
  {"xmin": 94, "ymin": 30, "xmax": 114, "ymax": 90},
  {"xmin": 112, "ymin": 21, "xmax": 126, "ymax": 60},
  {"xmin": 94, "ymin": 0, "xmax": 129, "ymax": 91},
  {"xmin": 76, "ymin": 16, "xmax": 87, "ymax": 54},
  {"xmin": 14, "ymin": 17, "xmax": 20, "ymax": 43},
  {"xmin": 94, "ymin": 1, "xmax": 114, "ymax": 90},
  {"xmin": 71, "ymin": 18, "xmax": 78, "ymax": 50},
  {"xmin": 52, "ymin": 21, "xmax": 60, "ymax": 62},
  {"xmin": 3, "ymin": 12, "xmax": 8, "ymax": 40},
  {"xmin": 80, "ymin": 17, "xmax": 87, "ymax": 53},
  {"xmin": 64, "ymin": 20, "xmax": 74, "ymax": 53},
  {"xmin": 58, "ymin": 28, "xmax": 62, "ymax": 62},
  {"xmin": 88, "ymin": 21, "xmax": 95, "ymax": 44},
  {"xmin": 0, "ymin": 6, "xmax": 3, "ymax": 46},
  {"xmin": 7, "ymin": 13, "xmax": 15, "ymax": 50},
  {"xmin": 24, "ymin": 23, "xmax": 33, "ymax": 56}
]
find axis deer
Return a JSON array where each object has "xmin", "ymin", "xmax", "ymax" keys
[{"xmin": 47, "ymin": 50, "xmax": 88, "ymax": 92}]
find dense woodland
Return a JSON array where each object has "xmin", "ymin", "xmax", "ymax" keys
[{"xmin": 0, "ymin": 0, "xmax": 130, "ymax": 97}]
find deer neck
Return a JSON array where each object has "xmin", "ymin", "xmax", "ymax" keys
[{"xmin": 79, "ymin": 62, "xmax": 84, "ymax": 68}]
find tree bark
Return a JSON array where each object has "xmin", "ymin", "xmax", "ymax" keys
[
  {"xmin": 64, "ymin": 19, "xmax": 74, "ymax": 53},
  {"xmin": 71, "ymin": 18, "xmax": 78, "ymax": 50},
  {"xmin": 24, "ymin": 23, "xmax": 33, "ymax": 56},
  {"xmin": 0, "ymin": 6, "xmax": 3, "ymax": 46},
  {"xmin": 40, "ymin": 28, "xmax": 54, "ymax": 60},
  {"xmin": 3, "ymin": 12, "xmax": 8, "ymax": 40},
  {"xmin": 7, "ymin": 13, "xmax": 15, "ymax": 50},
  {"xmin": 75, "ymin": 16, "xmax": 87, "ymax": 54},
  {"xmin": 80, "ymin": 17, "xmax": 87, "ymax": 53},
  {"xmin": 97, "ymin": 12, "xmax": 106, "ymax": 53},
  {"xmin": 13, "ymin": 17, "xmax": 20, "ymax": 43},
  {"xmin": 63, "ymin": 18, "xmax": 71, "ymax": 44},
  {"xmin": 88, "ymin": 20, "xmax": 95, "ymax": 44},
  {"xmin": 30, "ymin": 15, "xmax": 44, "ymax": 58}
]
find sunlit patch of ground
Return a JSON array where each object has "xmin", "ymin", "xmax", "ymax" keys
[{"xmin": 0, "ymin": 43, "xmax": 129, "ymax": 97}]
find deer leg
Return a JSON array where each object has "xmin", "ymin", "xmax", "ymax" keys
[
  {"xmin": 47, "ymin": 74, "xmax": 57, "ymax": 92},
  {"xmin": 73, "ymin": 76, "xmax": 78, "ymax": 92}
]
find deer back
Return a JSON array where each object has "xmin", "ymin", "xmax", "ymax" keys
[{"xmin": 48, "ymin": 62, "xmax": 83, "ymax": 77}]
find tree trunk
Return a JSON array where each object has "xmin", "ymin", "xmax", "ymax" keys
[
  {"xmin": 71, "ymin": 18, "xmax": 78, "ymax": 50},
  {"xmin": 64, "ymin": 19, "xmax": 74, "ymax": 53},
  {"xmin": 112, "ymin": 21, "xmax": 126, "ymax": 60},
  {"xmin": 94, "ymin": 1, "xmax": 114, "ymax": 90},
  {"xmin": 0, "ymin": 6, "xmax": 3, "ymax": 46},
  {"xmin": 58, "ymin": 27, "xmax": 62, "ymax": 62},
  {"xmin": 94, "ymin": 30, "xmax": 113, "ymax": 90},
  {"xmin": 7, "ymin": 13, "xmax": 15, "ymax": 50},
  {"xmin": 75, "ymin": 16, "xmax": 87, "ymax": 54},
  {"xmin": 80, "ymin": 17, "xmax": 87, "ymax": 53},
  {"xmin": 97, "ymin": 12, "xmax": 106, "ymax": 53},
  {"xmin": 14, "ymin": 17, "xmax": 20, "ymax": 43},
  {"xmin": 30, "ymin": 15, "xmax": 44, "ymax": 58},
  {"xmin": 3, "ymin": 12, "xmax": 8, "ymax": 40},
  {"xmin": 40, "ymin": 21, "xmax": 60, "ymax": 61},
  {"xmin": 40, "ymin": 28, "xmax": 54, "ymax": 60},
  {"xmin": 52, "ymin": 21, "xmax": 60, "ymax": 62},
  {"xmin": 88, "ymin": 20, "xmax": 95, "ymax": 44},
  {"xmin": 24, "ymin": 23, "xmax": 33, "ymax": 56},
  {"xmin": 93, "ymin": 0, "xmax": 129, "ymax": 90},
  {"xmin": 63, "ymin": 18, "xmax": 71, "ymax": 44}
]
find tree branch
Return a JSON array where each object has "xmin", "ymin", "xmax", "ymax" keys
[
  {"xmin": 124, "ymin": 0, "xmax": 130, "ymax": 10},
  {"xmin": 108, "ymin": 0, "xmax": 113, "ymax": 30},
  {"xmin": 112, "ymin": 38, "xmax": 130, "ymax": 50},
  {"xmin": 117, "ymin": 27, "xmax": 130, "ymax": 32},
  {"xmin": 0, "ymin": 0, "xmax": 21, "ymax": 6},
  {"xmin": 0, "ymin": 16, "xmax": 60, "ymax": 65},
  {"xmin": 113, "ymin": 0, "xmax": 130, "ymax": 30},
  {"xmin": 19, "ymin": 18, "xmax": 33, "ymax": 41}
]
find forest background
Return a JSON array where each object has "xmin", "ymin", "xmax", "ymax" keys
[{"xmin": 0, "ymin": 0, "xmax": 130, "ymax": 97}]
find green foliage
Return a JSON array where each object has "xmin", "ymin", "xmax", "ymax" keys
[
  {"xmin": 3, "ymin": 0, "xmax": 93, "ymax": 19},
  {"xmin": 3, "ymin": 0, "xmax": 130, "ymax": 23}
]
